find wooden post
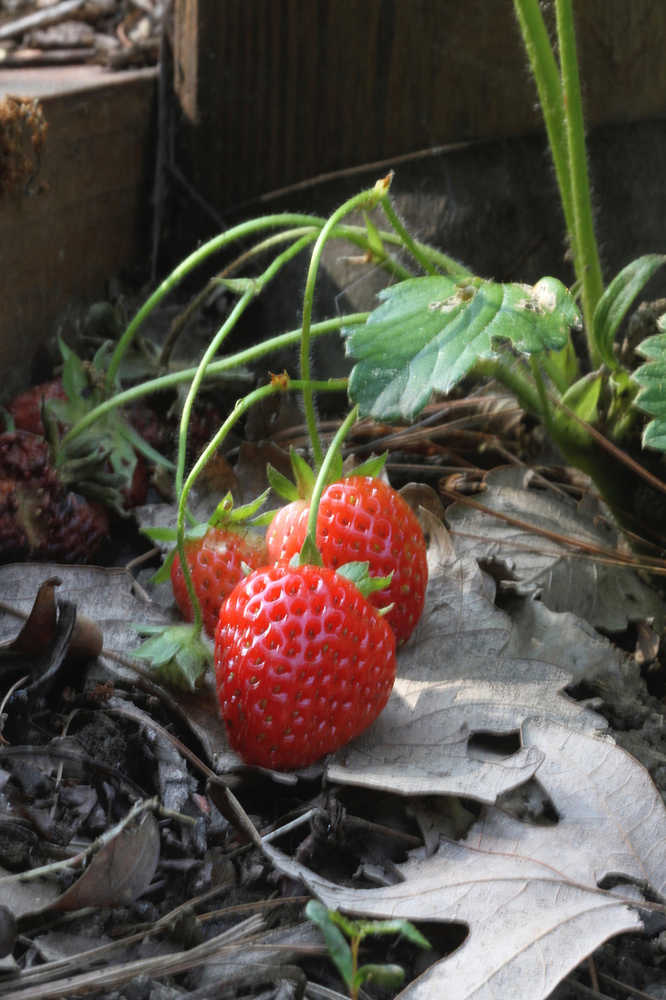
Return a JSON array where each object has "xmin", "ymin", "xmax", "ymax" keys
[{"xmin": 172, "ymin": 0, "xmax": 666, "ymax": 213}]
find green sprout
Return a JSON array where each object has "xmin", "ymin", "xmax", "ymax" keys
[{"xmin": 306, "ymin": 899, "xmax": 431, "ymax": 1000}]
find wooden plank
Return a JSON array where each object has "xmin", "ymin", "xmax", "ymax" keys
[
  {"xmin": 173, "ymin": 0, "xmax": 666, "ymax": 212},
  {"xmin": 0, "ymin": 67, "xmax": 157, "ymax": 397}
]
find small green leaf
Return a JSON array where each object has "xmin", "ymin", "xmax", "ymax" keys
[
  {"xmin": 348, "ymin": 452, "xmax": 387, "ymax": 479},
  {"xmin": 354, "ymin": 963, "xmax": 405, "ymax": 991},
  {"xmin": 336, "ymin": 561, "xmax": 392, "ymax": 598},
  {"xmin": 356, "ymin": 917, "xmax": 431, "ymax": 949},
  {"xmin": 290, "ymin": 448, "xmax": 316, "ymax": 496},
  {"xmin": 593, "ymin": 255, "xmax": 666, "ymax": 369},
  {"xmin": 305, "ymin": 902, "xmax": 354, "ymax": 988},
  {"xmin": 328, "ymin": 909, "xmax": 361, "ymax": 939},
  {"xmin": 633, "ymin": 325, "xmax": 666, "ymax": 451},
  {"xmin": 266, "ymin": 463, "xmax": 300, "ymax": 502},
  {"xmin": 345, "ymin": 275, "xmax": 580, "ymax": 421},
  {"xmin": 557, "ymin": 371, "xmax": 604, "ymax": 447},
  {"xmin": 132, "ymin": 623, "xmax": 211, "ymax": 690},
  {"xmin": 116, "ymin": 416, "xmax": 175, "ymax": 471}
]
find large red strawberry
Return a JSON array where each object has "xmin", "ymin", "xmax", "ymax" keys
[
  {"xmin": 171, "ymin": 527, "xmax": 268, "ymax": 637},
  {"xmin": 215, "ymin": 562, "xmax": 396, "ymax": 770},
  {"xmin": 267, "ymin": 473, "xmax": 428, "ymax": 644},
  {"xmin": 0, "ymin": 431, "xmax": 109, "ymax": 563}
]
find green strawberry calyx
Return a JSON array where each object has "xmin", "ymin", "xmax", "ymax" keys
[
  {"xmin": 144, "ymin": 488, "xmax": 271, "ymax": 584},
  {"xmin": 336, "ymin": 561, "xmax": 394, "ymax": 611},
  {"xmin": 266, "ymin": 446, "xmax": 388, "ymax": 506}
]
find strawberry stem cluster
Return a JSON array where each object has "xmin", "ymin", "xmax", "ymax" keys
[{"xmin": 36, "ymin": 173, "xmax": 434, "ymax": 763}]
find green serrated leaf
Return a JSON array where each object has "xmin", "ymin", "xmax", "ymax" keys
[
  {"xmin": 633, "ymin": 329, "xmax": 666, "ymax": 451},
  {"xmin": 593, "ymin": 255, "xmax": 666, "ymax": 370},
  {"xmin": 305, "ymin": 902, "xmax": 354, "ymax": 988},
  {"xmin": 345, "ymin": 275, "xmax": 580, "ymax": 421}
]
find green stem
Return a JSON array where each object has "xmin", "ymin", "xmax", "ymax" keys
[
  {"xmin": 555, "ymin": 0, "xmax": 604, "ymax": 361},
  {"xmin": 175, "ymin": 287, "xmax": 251, "ymax": 500},
  {"xmin": 175, "ymin": 378, "xmax": 348, "ymax": 628},
  {"xmin": 174, "ymin": 232, "xmax": 315, "ymax": 496},
  {"xmin": 106, "ymin": 212, "xmax": 344, "ymax": 386},
  {"xmin": 477, "ymin": 356, "xmax": 545, "ymax": 420},
  {"xmin": 301, "ymin": 405, "xmax": 360, "ymax": 563},
  {"xmin": 61, "ymin": 312, "xmax": 368, "ymax": 448},
  {"xmin": 300, "ymin": 181, "xmax": 389, "ymax": 468},
  {"xmin": 512, "ymin": 0, "xmax": 576, "ymax": 251},
  {"xmin": 380, "ymin": 195, "xmax": 438, "ymax": 276},
  {"xmin": 350, "ymin": 935, "xmax": 360, "ymax": 1000},
  {"xmin": 529, "ymin": 355, "xmax": 553, "ymax": 433}
]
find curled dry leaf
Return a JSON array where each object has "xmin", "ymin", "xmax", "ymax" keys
[
  {"xmin": 446, "ymin": 466, "xmax": 666, "ymax": 632},
  {"xmin": 51, "ymin": 803, "xmax": 160, "ymax": 912},
  {"xmin": 263, "ymin": 720, "xmax": 666, "ymax": 1000},
  {"xmin": 326, "ymin": 557, "xmax": 604, "ymax": 800}
]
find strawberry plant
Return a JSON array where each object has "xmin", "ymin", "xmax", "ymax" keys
[
  {"xmin": 38, "ymin": 0, "xmax": 665, "ymax": 759},
  {"xmin": 305, "ymin": 900, "xmax": 430, "ymax": 1000}
]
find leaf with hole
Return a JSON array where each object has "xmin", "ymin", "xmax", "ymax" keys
[{"xmin": 344, "ymin": 275, "xmax": 580, "ymax": 420}]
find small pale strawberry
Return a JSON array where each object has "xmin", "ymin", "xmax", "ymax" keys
[{"xmin": 171, "ymin": 528, "xmax": 268, "ymax": 637}]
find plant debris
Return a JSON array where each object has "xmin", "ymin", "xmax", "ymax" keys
[{"xmin": 0, "ymin": 0, "xmax": 164, "ymax": 69}]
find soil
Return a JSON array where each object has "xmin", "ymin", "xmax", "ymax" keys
[{"xmin": 1, "ymin": 268, "xmax": 666, "ymax": 1000}]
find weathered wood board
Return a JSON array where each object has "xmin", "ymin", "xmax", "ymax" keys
[{"xmin": 0, "ymin": 66, "xmax": 156, "ymax": 397}]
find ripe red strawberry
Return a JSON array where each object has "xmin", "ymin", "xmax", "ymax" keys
[
  {"xmin": 215, "ymin": 562, "xmax": 396, "ymax": 770},
  {"xmin": 0, "ymin": 431, "xmax": 109, "ymax": 563},
  {"xmin": 171, "ymin": 528, "xmax": 268, "ymax": 637},
  {"xmin": 267, "ymin": 475, "xmax": 428, "ymax": 644},
  {"xmin": 266, "ymin": 498, "xmax": 309, "ymax": 562}
]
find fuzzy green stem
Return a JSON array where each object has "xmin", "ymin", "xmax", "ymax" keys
[
  {"xmin": 555, "ymin": 0, "xmax": 604, "ymax": 361},
  {"xmin": 60, "ymin": 314, "xmax": 368, "ymax": 447},
  {"xmin": 512, "ymin": 0, "xmax": 576, "ymax": 249},
  {"xmin": 175, "ymin": 378, "xmax": 348, "ymax": 627},
  {"xmin": 529, "ymin": 355, "xmax": 554, "ymax": 434},
  {"xmin": 380, "ymin": 195, "xmax": 437, "ymax": 276},
  {"xmin": 175, "ymin": 232, "xmax": 315, "ymax": 497},
  {"xmin": 477, "ymin": 357, "xmax": 545, "ymax": 420},
  {"xmin": 106, "ymin": 212, "xmax": 346, "ymax": 386},
  {"xmin": 301, "ymin": 405, "xmax": 360, "ymax": 563},
  {"xmin": 300, "ymin": 183, "xmax": 388, "ymax": 468},
  {"xmin": 380, "ymin": 197, "xmax": 436, "ymax": 275}
]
